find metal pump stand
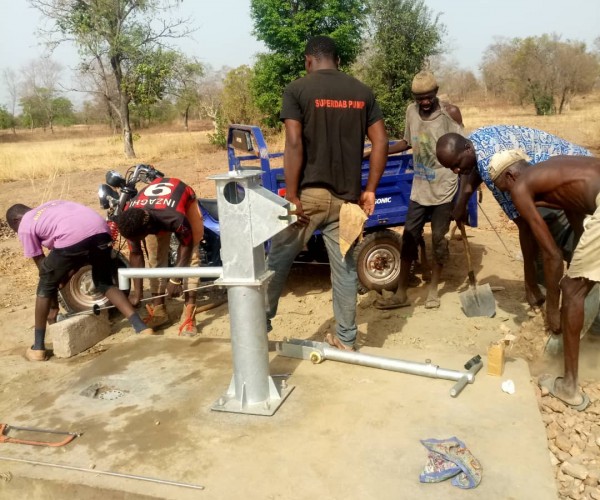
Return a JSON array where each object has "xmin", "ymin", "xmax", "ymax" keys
[{"xmin": 118, "ymin": 170, "xmax": 297, "ymax": 416}]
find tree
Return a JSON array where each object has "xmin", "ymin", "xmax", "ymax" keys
[
  {"xmin": 221, "ymin": 65, "xmax": 263, "ymax": 126},
  {"xmin": 29, "ymin": 0, "xmax": 193, "ymax": 157},
  {"xmin": 20, "ymin": 93, "xmax": 75, "ymax": 129},
  {"xmin": 250, "ymin": 0, "xmax": 367, "ymax": 127},
  {"xmin": 429, "ymin": 57, "xmax": 481, "ymax": 103},
  {"xmin": 0, "ymin": 106, "xmax": 13, "ymax": 129},
  {"xmin": 2, "ymin": 69, "xmax": 20, "ymax": 133},
  {"xmin": 482, "ymin": 35, "xmax": 600, "ymax": 115},
  {"xmin": 20, "ymin": 58, "xmax": 63, "ymax": 132},
  {"xmin": 196, "ymin": 67, "xmax": 228, "ymax": 147},
  {"xmin": 358, "ymin": 0, "xmax": 445, "ymax": 137},
  {"xmin": 166, "ymin": 54, "xmax": 205, "ymax": 131}
]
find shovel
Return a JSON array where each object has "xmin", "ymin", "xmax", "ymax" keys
[{"xmin": 457, "ymin": 223, "xmax": 496, "ymax": 318}]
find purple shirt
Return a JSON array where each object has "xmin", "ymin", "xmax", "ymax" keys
[{"xmin": 18, "ymin": 200, "xmax": 109, "ymax": 258}]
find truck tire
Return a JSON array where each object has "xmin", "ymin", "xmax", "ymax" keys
[
  {"xmin": 59, "ymin": 251, "xmax": 129, "ymax": 314},
  {"xmin": 354, "ymin": 230, "xmax": 402, "ymax": 294}
]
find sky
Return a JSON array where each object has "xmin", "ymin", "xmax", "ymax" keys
[{"xmin": 0, "ymin": 0, "xmax": 598, "ymax": 107}]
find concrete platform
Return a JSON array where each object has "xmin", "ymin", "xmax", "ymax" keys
[{"xmin": 0, "ymin": 336, "xmax": 557, "ymax": 499}]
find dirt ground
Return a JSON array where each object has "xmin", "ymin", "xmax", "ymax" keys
[{"xmin": 1, "ymin": 153, "xmax": 600, "ymax": 499}]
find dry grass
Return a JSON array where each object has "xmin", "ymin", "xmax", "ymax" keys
[
  {"xmin": 0, "ymin": 125, "xmax": 219, "ymax": 183},
  {"xmin": 1, "ymin": 93, "xmax": 599, "ymax": 183},
  {"xmin": 459, "ymin": 92, "xmax": 600, "ymax": 155}
]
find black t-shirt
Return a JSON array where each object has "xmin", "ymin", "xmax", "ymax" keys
[{"xmin": 280, "ymin": 69, "xmax": 383, "ymax": 201}]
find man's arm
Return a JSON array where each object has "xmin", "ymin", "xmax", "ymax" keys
[
  {"xmin": 512, "ymin": 188, "xmax": 564, "ymax": 333},
  {"xmin": 360, "ymin": 119, "xmax": 388, "ymax": 215},
  {"xmin": 387, "ymin": 139, "xmax": 411, "ymax": 155},
  {"xmin": 283, "ymin": 118, "xmax": 309, "ymax": 226},
  {"xmin": 514, "ymin": 216, "xmax": 545, "ymax": 308},
  {"xmin": 453, "ymin": 169, "xmax": 483, "ymax": 223}
]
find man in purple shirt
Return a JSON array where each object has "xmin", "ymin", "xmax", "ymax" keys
[{"xmin": 6, "ymin": 200, "xmax": 152, "ymax": 361}]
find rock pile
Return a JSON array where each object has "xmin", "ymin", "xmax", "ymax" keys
[{"xmin": 538, "ymin": 382, "xmax": 600, "ymax": 499}]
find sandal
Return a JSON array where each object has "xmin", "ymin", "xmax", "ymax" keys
[{"xmin": 538, "ymin": 374, "xmax": 591, "ymax": 411}]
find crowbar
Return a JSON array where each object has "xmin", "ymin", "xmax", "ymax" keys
[{"xmin": 0, "ymin": 424, "xmax": 81, "ymax": 447}]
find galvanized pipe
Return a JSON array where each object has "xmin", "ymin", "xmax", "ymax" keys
[
  {"xmin": 0, "ymin": 455, "xmax": 204, "ymax": 490},
  {"xmin": 277, "ymin": 339, "xmax": 482, "ymax": 397},
  {"xmin": 227, "ymin": 285, "xmax": 271, "ymax": 405},
  {"xmin": 118, "ymin": 266, "xmax": 222, "ymax": 290},
  {"xmin": 321, "ymin": 347, "xmax": 477, "ymax": 383}
]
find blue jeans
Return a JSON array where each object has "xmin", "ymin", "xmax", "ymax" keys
[{"xmin": 266, "ymin": 188, "xmax": 358, "ymax": 346}]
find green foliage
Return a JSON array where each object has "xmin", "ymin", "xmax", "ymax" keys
[
  {"xmin": 31, "ymin": 0, "xmax": 192, "ymax": 156},
  {"xmin": 221, "ymin": 65, "xmax": 264, "ymax": 126},
  {"xmin": 359, "ymin": 0, "xmax": 445, "ymax": 137},
  {"xmin": 250, "ymin": 0, "xmax": 367, "ymax": 126},
  {"xmin": 52, "ymin": 97, "xmax": 76, "ymax": 126},
  {"xmin": 125, "ymin": 50, "xmax": 179, "ymax": 107},
  {"xmin": 169, "ymin": 56, "xmax": 205, "ymax": 118},
  {"xmin": 0, "ymin": 106, "xmax": 13, "ymax": 129},
  {"xmin": 208, "ymin": 110, "xmax": 227, "ymax": 148},
  {"xmin": 19, "ymin": 92, "xmax": 76, "ymax": 129},
  {"xmin": 532, "ymin": 95, "xmax": 555, "ymax": 116}
]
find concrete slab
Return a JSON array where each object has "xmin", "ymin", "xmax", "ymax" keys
[{"xmin": 0, "ymin": 337, "xmax": 557, "ymax": 500}]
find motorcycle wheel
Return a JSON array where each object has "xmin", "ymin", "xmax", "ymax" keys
[{"xmin": 58, "ymin": 251, "xmax": 129, "ymax": 314}]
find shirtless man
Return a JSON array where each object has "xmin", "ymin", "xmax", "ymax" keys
[
  {"xmin": 436, "ymin": 126, "xmax": 592, "ymax": 310},
  {"xmin": 489, "ymin": 150, "xmax": 600, "ymax": 410}
]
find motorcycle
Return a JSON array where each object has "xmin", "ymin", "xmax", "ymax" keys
[{"xmin": 58, "ymin": 164, "xmax": 223, "ymax": 314}]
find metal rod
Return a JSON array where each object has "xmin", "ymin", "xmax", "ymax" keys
[
  {"xmin": 277, "ymin": 340, "xmax": 483, "ymax": 397},
  {"xmin": 5, "ymin": 425, "xmax": 81, "ymax": 437},
  {"xmin": 321, "ymin": 347, "xmax": 475, "ymax": 383},
  {"xmin": 0, "ymin": 456, "xmax": 204, "ymax": 490},
  {"xmin": 118, "ymin": 266, "xmax": 222, "ymax": 290},
  {"xmin": 118, "ymin": 266, "xmax": 222, "ymax": 279},
  {"xmin": 477, "ymin": 202, "xmax": 513, "ymax": 257},
  {"xmin": 68, "ymin": 284, "xmax": 220, "ymax": 317}
]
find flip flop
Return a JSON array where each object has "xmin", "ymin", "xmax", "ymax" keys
[
  {"xmin": 538, "ymin": 374, "xmax": 591, "ymax": 411},
  {"xmin": 374, "ymin": 298, "xmax": 411, "ymax": 310}
]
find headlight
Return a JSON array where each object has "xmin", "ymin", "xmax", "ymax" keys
[
  {"xmin": 98, "ymin": 184, "xmax": 119, "ymax": 209},
  {"xmin": 106, "ymin": 170, "xmax": 126, "ymax": 188}
]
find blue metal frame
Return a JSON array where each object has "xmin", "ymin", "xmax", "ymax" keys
[{"xmin": 226, "ymin": 124, "xmax": 478, "ymax": 229}]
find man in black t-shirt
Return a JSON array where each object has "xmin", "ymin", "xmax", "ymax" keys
[{"xmin": 266, "ymin": 35, "xmax": 388, "ymax": 350}]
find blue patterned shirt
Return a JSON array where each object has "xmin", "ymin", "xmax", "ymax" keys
[{"xmin": 470, "ymin": 125, "xmax": 592, "ymax": 220}]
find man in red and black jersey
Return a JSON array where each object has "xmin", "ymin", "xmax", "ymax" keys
[
  {"xmin": 266, "ymin": 36, "xmax": 388, "ymax": 351},
  {"xmin": 116, "ymin": 177, "xmax": 204, "ymax": 336}
]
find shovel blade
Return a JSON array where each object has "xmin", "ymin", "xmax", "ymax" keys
[{"xmin": 459, "ymin": 283, "xmax": 496, "ymax": 318}]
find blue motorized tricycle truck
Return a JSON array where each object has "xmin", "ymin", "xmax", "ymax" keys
[{"xmin": 226, "ymin": 124, "xmax": 478, "ymax": 293}]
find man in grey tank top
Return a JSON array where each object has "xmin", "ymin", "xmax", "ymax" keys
[{"xmin": 375, "ymin": 71, "xmax": 464, "ymax": 310}]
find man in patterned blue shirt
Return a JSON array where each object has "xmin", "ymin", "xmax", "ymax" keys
[{"xmin": 436, "ymin": 125, "xmax": 593, "ymax": 309}]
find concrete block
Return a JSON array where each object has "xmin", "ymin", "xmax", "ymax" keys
[{"xmin": 49, "ymin": 311, "xmax": 111, "ymax": 358}]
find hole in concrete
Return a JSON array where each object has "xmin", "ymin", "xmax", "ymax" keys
[{"xmin": 81, "ymin": 383, "xmax": 128, "ymax": 401}]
